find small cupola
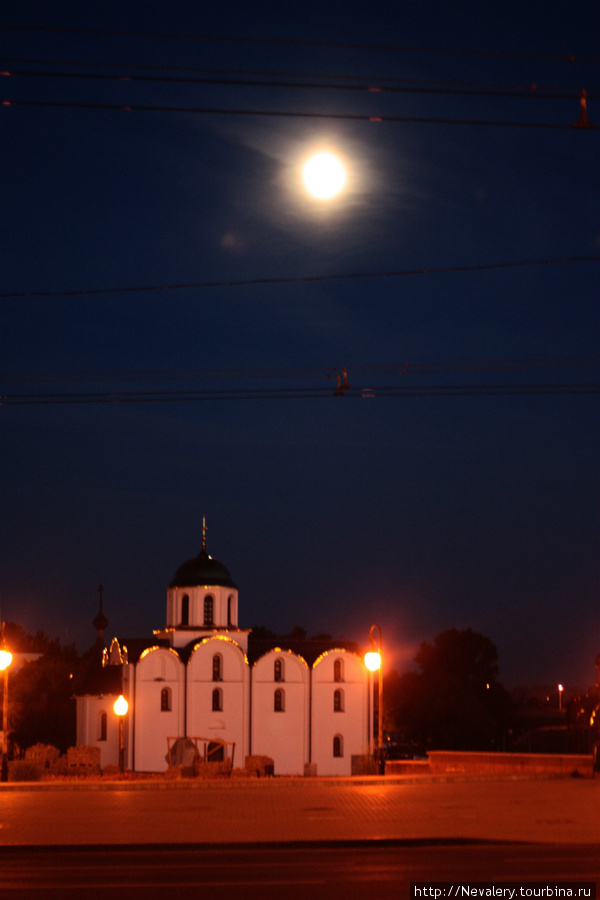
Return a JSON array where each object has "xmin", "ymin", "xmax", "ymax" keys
[{"xmin": 165, "ymin": 517, "xmax": 240, "ymax": 638}]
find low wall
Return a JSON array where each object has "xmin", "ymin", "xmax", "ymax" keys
[
  {"xmin": 385, "ymin": 751, "xmax": 593, "ymax": 778},
  {"xmin": 384, "ymin": 760, "xmax": 430, "ymax": 776}
]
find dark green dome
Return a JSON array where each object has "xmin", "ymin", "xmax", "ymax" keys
[{"xmin": 169, "ymin": 549, "xmax": 237, "ymax": 589}]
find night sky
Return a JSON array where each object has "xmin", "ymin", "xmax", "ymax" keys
[{"xmin": 1, "ymin": 1, "xmax": 598, "ymax": 690}]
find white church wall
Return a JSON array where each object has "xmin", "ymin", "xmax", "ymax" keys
[
  {"xmin": 186, "ymin": 636, "xmax": 249, "ymax": 767},
  {"xmin": 251, "ymin": 650, "xmax": 309, "ymax": 775},
  {"xmin": 133, "ymin": 647, "xmax": 185, "ymax": 772},
  {"xmin": 311, "ymin": 650, "xmax": 368, "ymax": 776},
  {"xmin": 75, "ymin": 694, "xmax": 121, "ymax": 769}
]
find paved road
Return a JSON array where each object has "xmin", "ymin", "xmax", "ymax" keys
[
  {"xmin": 0, "ymin": 844, "xmax": 599, "ymax": 899},
  {"xmin": 1, "ymin": 776, "xmax": 599, "ymax": 847}
]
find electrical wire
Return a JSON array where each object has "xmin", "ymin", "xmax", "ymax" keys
[
  {"xmin": 2, "ymin": 67, "xmax": 595, "ymax": 102},
  {"xmin": 2, "ymin": 356, "xmax": 598, "ymax": 384},
  {"xmin": 1, "ymin": 383, "xmax": 598, "ymax": 406},
  {"xmin": 2, "ymin": 97, "xmax": 596, "ymax": 130},
  {"xmin": 2, "ymin": 257, "xmax": 597, "ymax": 300},
  {"xmin": 2, "ymin": 24, "xmax": 599, "ymax": 64},
  {"xmin": 2, "ymin": 359, "xmax": 598, "ymax": 406},
  {"xmin": 3, "ymin": 56, "xmax": 595, "ymax": 97}
]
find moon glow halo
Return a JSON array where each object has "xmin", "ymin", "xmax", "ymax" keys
[{"xmin": 302, "ymin": 151, "xmax": 347, "ymax": 200}]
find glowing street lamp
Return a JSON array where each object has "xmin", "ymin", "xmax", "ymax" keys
[
  {"xmin": 558, "ymin": 683, "xmax": 564, "ymax": 711},
  {"xmin": 365, "ymin": 624, "xmax": 384, "ymax": 774},
  {"xmin": 0, "ymin": 625, "xmax": 13, "ymax": 783},
  {"xmin": 113, "ymin": 694, "xmax": 128, "ymax": 773}
]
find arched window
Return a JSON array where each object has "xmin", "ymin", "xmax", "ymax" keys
[
  {"xmin": 334, "ymin": 689, "xmax": 344, "ymax": 712},
  {"xmin": 274, "ymin": 688, "xmax": 285, "ymax": 712},
  {"xmin": 274, "ymin": 657, "xmax": 284, "ymax": 682},
  {"xmin": 212, "ymin": 688, "xmax": 223, "ymax": 712},
  {"xmin": 334, "ymin": 658, "xmax": 344, "ymax": 682},
  {"xmin": 212, "ymin": 653, "xmax": 222, "ymax": 682},
  {"xmin": 204, "ymin": 594, "xmax": 214, "ymax": 626},
  {"xmin": 181, "ymin": 594, "xmax": 189, "ymax": 626},
  {"xmin": 227, "ymin": 595, "xmax": 234, "ymax": 627},
  {"xmin": 160, "ymin": 687, "xmax": 171, "ymax": 711},
  {"xmin": 333, "ymin": 734, "xmax": 343, "ymax": 758},
  {"xmin": 98, "ymin": 711, "xmax": 107, "ymax": 742}
]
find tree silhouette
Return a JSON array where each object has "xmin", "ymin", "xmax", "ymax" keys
[
  {"xmin": 388, "ymin": 628, "xmax": 514, "ymax": 751},
  {"xmin": 2, "ymin": 623, "xmax": 79, "ymax": 754}
]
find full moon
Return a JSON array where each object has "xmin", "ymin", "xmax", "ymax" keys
[{"xmin": 302, "ymin": 151, "xmax": 347, "ymax": 200}]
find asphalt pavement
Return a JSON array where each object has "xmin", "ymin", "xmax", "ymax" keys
[{"xmin": 0, "ymin": 774, "xmax": 599, "ymax": 847}]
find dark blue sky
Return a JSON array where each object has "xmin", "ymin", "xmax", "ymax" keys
[{"xmin": 1, "ymin": 1, "xmax": 598, "ymax": 689}]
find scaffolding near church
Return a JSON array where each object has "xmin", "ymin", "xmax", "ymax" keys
[{"xmin": 166, "ymin": 736, "xmax": 236, "ymax": 774}]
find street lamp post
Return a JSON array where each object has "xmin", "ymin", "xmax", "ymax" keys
[
  {"xmin": 0, "ymin": 624, "xmax": 13, "ymax": 783},
  {"xmin": 364, "ymin": 624, "xmax": 384, "ymax": 775},
  {"xmin": 558, "ymin": 683, "xmax": 564, "ymax": 711},
  {"xmin": 113, "ymin": 694, "xmax": 128, "ymax": 773}
]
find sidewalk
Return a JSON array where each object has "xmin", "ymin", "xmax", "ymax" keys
[{"xmin": 1, "ymin": 775, "xmax": 599, "ymax": 847}]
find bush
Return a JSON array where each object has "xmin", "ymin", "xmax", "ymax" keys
[
  {"xmin": 9, "ymin": 760, "xmax": 42, "ymax": 782},
  {"xmin": 25, "ymin": 743, "xmax": 60, "ymax": 768}
]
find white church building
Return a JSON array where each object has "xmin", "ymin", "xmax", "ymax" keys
[{"xmin": 76, "ymin": 531, "xmax": 371, "ymax": 776}]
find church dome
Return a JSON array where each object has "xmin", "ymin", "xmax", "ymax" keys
[{"xmin": 169, "ymin": 548, "xmax": 237, "ymax": 589}]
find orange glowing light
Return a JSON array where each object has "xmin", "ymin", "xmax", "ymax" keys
[
  {"xmin": 113, "ymin": 695, "xmax": 128, "ymax": 717},
  {"xmin": 364, "ymin": 650, "xmax": 381, "ymax": 671}
]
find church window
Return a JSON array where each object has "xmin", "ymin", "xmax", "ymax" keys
[
  {"xmin": 212, "ymin": 653, "xmax": 222, "ymax": 682},
  {"xmin": 333, "ymin": 734, "xmax": 343, "ymax": 758},
  {"xmin": 274, "ymin": 688, "xmax": 285, "ymax": 712},
  {"xmin": 212, "ymin": 688, "xmax": 223, "ymax": 712},
  {"xmin": 274, "ymin": 658, "xmax": 284, "ymax": 682},
  {"xmin": 181, "ymin": 594, "xmax": 189, "ymax": 626},
  {"xmin": 334, "ymin": 659, "xmax": 344, "ymax": 682},
  {"xmin": 160, "ymin": 687, "xmax": 171, "ymax": 712},
  {"xmin": 227, "ymin": 595, "xmax": 234, "ymax": 627},
  {"xmin": 98, "ymin": 711, "xmax": 107, "ymax": 742},
  {"xmin": 334, "ymin": 689, "xmax": 344, "ymax": 712},
  {"xmin": 204, "ymin": 595, "xmax": 214, "ymax": 626}
]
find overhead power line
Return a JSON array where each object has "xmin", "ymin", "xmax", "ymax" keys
[
  {"xmin": 2, "ymin": 359, "xmax": 598, "ymax": 405},
  {"xmin": 2, "ymin": 257, "xmax": 598, "ymax": 300},
  {"xmin": 2, "ymin": 25, "xmax": 598, "ymax": 64},
  {"xmin": 2, "ymin": 96, "xmax": 595, "ymax": 130},
  {"xmin": 3, "ymin": 56, "xmax": 595, "ymax": 97},
  {"xmin": 1, "ymin": 383, "xmax": 598, "ymax": 406},
  {"xmin": 2, "ymin": 67, "xmax": 596, "ymax": 102},
  {"xmin": 3, "ymin": 356, "xmax": 597, "ymax": 384}
]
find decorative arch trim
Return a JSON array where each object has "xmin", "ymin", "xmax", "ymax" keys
[
  {"xmin": 253, "ymin": 647, "xmax": 309, "ymax": 669},
  {"xmin": 312, "ymin": 647, "xmax": 357, "ymax": 670},
  {"xmin": 139, "ymin": 645, "xmax": 182, "ymax": 663},
  {"xmin": 188, "ymin": 634, "xmax": 249, "ymax": 666}
]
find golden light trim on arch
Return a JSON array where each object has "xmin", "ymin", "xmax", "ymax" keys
[
  {"xmin": 188, "ymin": 634, "xmax": 249, "ymax": 665},
  {"xmin": 252, "ymin": 647, "xmax": 309, "ymax": 668},
  {"xmin": 313, "ymin": 647, "xmax": 358, "ymax": 669},
  {"xmin": 139, "ymin": 645, "xmax": 181, "ymax": 661}
]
